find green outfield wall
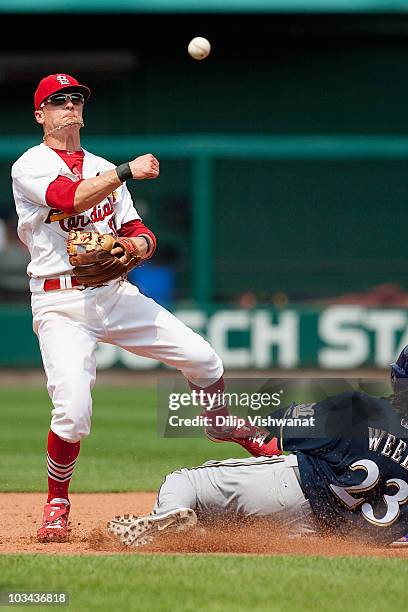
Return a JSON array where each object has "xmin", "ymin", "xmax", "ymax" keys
[
  {"xmin": 2, "ymin": 1, "xmax": 408, "ymax": 13},
  {"xmin": 1, "ymin": 304, "xmax": 406, "ymax": 370}
]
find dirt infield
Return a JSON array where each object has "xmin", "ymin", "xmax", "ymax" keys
[{"xmin": 1, "ymin": 492, "xmax": 407, "ymax": 558}]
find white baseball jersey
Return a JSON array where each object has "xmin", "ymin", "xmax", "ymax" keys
[{"xmin": 11, "ymin": 143, "xmax": 139, "ymax": 282}]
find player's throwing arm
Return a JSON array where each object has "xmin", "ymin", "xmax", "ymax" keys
[{"xmin": 72, "ymin": 154, "xmax": 160, "ymax": 214}]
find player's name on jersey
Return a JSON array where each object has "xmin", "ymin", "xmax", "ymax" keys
[
  {"xmin": 167, "ymin": 415, "xmax": 315, "ymax": 428},
  {"xmin": 369, "ymin": 427, "xmax": 408, "ymax": 468}
]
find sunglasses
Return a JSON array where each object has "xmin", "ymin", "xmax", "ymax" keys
[{"xmin": 40, "ymin": 92, "xmax": 85, "ymax": 108}]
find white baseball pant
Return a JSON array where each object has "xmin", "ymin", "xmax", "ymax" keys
[
  {"xmin": 153, "ymin": 454, "xmax": 317, "ymax": 536},
  {"xmin": 31, "ymin": 279, "xmax": 223, "ymax": 442}
]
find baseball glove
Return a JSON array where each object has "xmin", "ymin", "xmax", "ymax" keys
[{"xmin": 67, "ymin": 230, "xmax": 144, "ymax": 287}]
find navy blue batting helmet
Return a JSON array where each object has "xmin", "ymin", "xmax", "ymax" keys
[{"xmin": 390, "ymin": 345, "xmax": 408, "ymax": 392}]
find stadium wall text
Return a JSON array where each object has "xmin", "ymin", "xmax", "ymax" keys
[{"xmin": 2, "ymin": 305, "xmax": 408, "ymax": 370}]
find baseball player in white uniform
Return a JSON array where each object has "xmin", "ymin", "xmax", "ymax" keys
[{"xmin": 11, "ymin": 73, "xmax": 279, "ymax": 543}]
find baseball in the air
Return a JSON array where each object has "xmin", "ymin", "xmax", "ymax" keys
[{"xmin": 188, "ymin": 37, "xmax": 211, "ymax": 60}]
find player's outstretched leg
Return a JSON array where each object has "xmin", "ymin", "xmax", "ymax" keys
[{"xmin": 107, "ymin": 508, "xmax": 197, "ymax": 547}]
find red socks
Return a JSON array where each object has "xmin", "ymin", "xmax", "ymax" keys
[{"xmin": 46, "ymin": 430, "xmax": 80, "ymax": 503}]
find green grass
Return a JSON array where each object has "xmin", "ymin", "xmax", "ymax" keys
[
  {"xmin": 1, "ymin": 554, "xmax": 407, "ymax": 612},
  {"xmin": 0, "ymin": 387, "xmax": 247, "ymax": 492}
]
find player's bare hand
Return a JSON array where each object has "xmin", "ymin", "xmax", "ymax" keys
[{"xmin": 129, "ymin": 154, "xmax": 160, "ymax": 180}]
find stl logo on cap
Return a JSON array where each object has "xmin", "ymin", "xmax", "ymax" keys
[
  {"xmin": 56, "ymin": 75, "xmax": 71, "ymax": 86},
  {"xmin": 34, "ymin": 73, "xmax": 91, "ymax": 109}
]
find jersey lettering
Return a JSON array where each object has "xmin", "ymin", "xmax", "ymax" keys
[
  {"xmin": 368, "ymin": 427, "xmax": 408, "ymax": 469},
  {"xmin": 368, "ymin": 428, "xmax": 386, "ymax": 452},
  {"xmin": 59, "ymin": 215, "xmax": 91, "ymax": 232},
  {"xmin": 330, "ymin": 459, "xmax": 408, "ymax": 527},
  {"xmin": 45, "ymin": 208, "xmax": 71, "ymax": 224},
  {"xmin": 46, "ymin": 202, "xmax": 115, "ymax": 232}
]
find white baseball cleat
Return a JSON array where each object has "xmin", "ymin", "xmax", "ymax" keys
[
  {"xmin": 107, "ymin": 508, "xmax": 197, "ymax": 547},
  {"xmin": 107, "ymin": 513, "xmax": 140, "ymax": 531}
]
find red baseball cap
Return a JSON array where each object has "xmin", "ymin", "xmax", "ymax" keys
[{"xmin": 34, "ymin": 73, "xmax": 91, "ymax": 110}]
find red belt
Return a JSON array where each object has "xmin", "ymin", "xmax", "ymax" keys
[{"xmin": 43, "ymin": 277, "xmax": 82, "ymax": 292}]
